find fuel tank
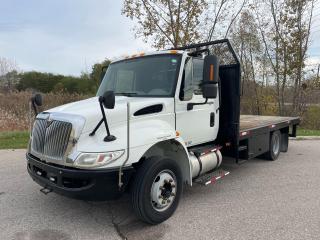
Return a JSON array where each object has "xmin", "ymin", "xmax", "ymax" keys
[{"xmin": 189, "ymin": 149, "xmax": 222, "ymax": 178}]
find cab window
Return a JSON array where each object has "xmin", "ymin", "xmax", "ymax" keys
[
  {"xmin": 115, "ymin": 70, "xmax": 135, "ymax": 92},
  {"xmin": 193, "ymin": 58, "xmax": 204, "ymax": 95},
  {"xmin": 179, "ymin": 57, "xmax": 204, "ymax": 101}
]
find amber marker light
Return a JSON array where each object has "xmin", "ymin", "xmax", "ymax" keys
[{"xmin": 210, "ymin": 64, "xmax": 214, "ymax": 81}]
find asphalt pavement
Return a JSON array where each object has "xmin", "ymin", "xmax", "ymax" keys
[{"xmin": 0, "ymin": 140, "xmax": 319, "ymax": 240}]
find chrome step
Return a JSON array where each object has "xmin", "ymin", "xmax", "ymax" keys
[
  {"xmin": 194, "ymin": 169, "xmax": 230, "ymax": 186},
  {"xmin": 238, "ymin": 145, "xmax": 247, "ymax": 151}
]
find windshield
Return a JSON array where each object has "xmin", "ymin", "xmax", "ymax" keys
[{"xmin": 97, "ymin": 54, "xmax": 181, "ymax": 97}]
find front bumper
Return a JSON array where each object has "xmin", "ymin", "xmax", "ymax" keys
[{"xmin": 26, "ymin": 153, "xmax": 134, "ymax": 200}]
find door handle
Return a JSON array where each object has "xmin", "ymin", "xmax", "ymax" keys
[
  {"xmin": 210, "ymin": 112, "xmax": 215, "ymax": 127},
  {"xmin": 187, "ymin": 100, "xmax": 214, "ymax": 111}
]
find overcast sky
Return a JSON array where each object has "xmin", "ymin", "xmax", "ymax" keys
[
  {"xmin": 0, "ymin": 0, "xmax": 150, "ymax": 76},
  {"xmin": 1, "ymin": 0, "xmax": 320, "ymax": 76}
]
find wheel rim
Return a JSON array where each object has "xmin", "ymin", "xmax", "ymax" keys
[
  {"xmin": 272, "ymin": 134, "xmax": 280, "ymax": 155},
  {"xmin": 150, "ymin": 170, "xmax": 177, "ymax": 212}
]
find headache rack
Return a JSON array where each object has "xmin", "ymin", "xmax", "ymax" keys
[{"xmin": 173, "ymin": 39, "xmax": 242, "ymax": 162}]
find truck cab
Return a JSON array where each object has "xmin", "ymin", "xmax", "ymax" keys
[{"xmin": 26, "ymin": 40, "xmax": 299, "ymax": 224}]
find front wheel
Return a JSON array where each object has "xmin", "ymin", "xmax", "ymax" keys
[{"xmin": 131, "ymin": 157, "xmax": 182, "ymax": 224}]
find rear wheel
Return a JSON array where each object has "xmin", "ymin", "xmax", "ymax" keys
[
  {"xmin": 265, "ymin": 130, "xmax": 281, "ymax": 161},
  {"xmin": 131, "ymin": 157, "xmax": 182, "ymax": 224}
]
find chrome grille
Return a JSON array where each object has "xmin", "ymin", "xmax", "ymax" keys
[{"xmin": 31, "ymin": 119, "xmax": 72, "ymax": 161}]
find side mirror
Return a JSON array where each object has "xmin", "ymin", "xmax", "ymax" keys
[
  {"xmin": 30, "ymin": 93, "xmax": 43, "ymax": 115},
  {"xmin": 92, "ymin": 91, "xmax": 116, "ymax": 142},
  {"xmin": 202, "ymin": 54, "xmax": 219, "ymax": 99},
  {"xmin": 202, "ymin": 83, "xmax": 218, "ymax": 99},
  {"xmin": 99, "ymin": 91, "xmax": 115, "ymax": 109},
  {"xmin": 32, "ymin": 93, "xmax": 43, "ymax": 106}
]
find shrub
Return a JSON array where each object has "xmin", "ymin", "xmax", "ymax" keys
[
  {"xmin": 300, "ymin": 106, "xmax": 320, "ymax": 130},
  {"xmin": 0, "ymin": 91, "xmax": 92, "ymax": 131}
]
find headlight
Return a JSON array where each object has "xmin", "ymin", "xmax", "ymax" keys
[{"xmin": 74, "ymin": 150, "xmax": 125, "ymax": 168}]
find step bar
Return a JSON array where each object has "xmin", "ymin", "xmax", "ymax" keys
[{"xmin": 194, "ymin": 169, "xmax": 230, "ymax": 186}]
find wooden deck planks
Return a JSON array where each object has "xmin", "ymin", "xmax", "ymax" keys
[{"xmin": 239, "ymin": 115, "xmax": 296, "ymax": 132}]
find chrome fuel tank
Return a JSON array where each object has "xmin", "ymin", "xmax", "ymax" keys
[{"xmin": 189, "ymin": 149, "xmax": 222, "ymax": 178}]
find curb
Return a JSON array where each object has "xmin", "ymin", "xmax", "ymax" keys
[{"xmin": 290, "ymin": 136, "xmax": 320, "ymax": 140}]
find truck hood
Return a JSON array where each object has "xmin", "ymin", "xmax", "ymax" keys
[
  {"xmin": 37, "ymin": 96, "xmax": 176, "ymax": 163},
  {"xmin": 46, "ymin": 96, "xmax": 174, "ymax": 133}
]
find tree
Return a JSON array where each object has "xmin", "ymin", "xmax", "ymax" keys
[
  {"xmin": 207, "ymin": 0, "xmax": 247, "ymax": 41},
  {"xmin": 17, "ymin": 71, "xmax": 96, "ymax": 94},
  {"xmin": 13, "ymin": 59, "xmax": 112, "ymax": 94},
  {"xmin": 285, "ymin": 0, "xmax": 315, "ymax": 115},
  {"xmin": 90, "ymin": 59, "xmax": 111, "ymax": 87},
  {"xmin": 17, "ymin": 72, "xmax": 60, "ymax": 93},
  {"xmin": 122, "ymin": 0, "xmax": 207, "ymax": 48},
  {"xmin": 0, "ymin": 57, "xmax": 19, "ymax": 90},
  {"xmin": 231, "ymin": 10, "xmax": 263, "ymax": 114},
  {"xmin": 254, "ymin": 0, "xmax": 315, "ymax": 115}
]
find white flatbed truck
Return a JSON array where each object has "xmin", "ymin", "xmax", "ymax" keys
[{"xmin": 27, "ymin": 39, "xmax": 299, "ymax": 224}]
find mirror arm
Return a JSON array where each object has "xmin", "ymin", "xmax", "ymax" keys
[
  {"xmin": 187, "ymin": 98, "xmax": 208, "ymax": 111},
  {"xmin": 99, "ymin": 98, "xmax": 112, "ymax": 137},
  {"xmin": 89, "ymin": 97, "xmax": 116, "ymax": 142},
  {"xmin": 31, "ymin": 101, "xmax": 38, "ymax": 115},
  {"xmin": 89, "ymin": 118, "xmax": 103, "ymax": 137}
]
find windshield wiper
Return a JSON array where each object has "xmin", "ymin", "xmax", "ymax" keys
[{"xmin": 115, "ymin": 92, "xmax": 138, "ymax": 96}]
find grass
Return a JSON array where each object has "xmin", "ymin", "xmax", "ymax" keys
[
  {"xmin": 0, "ymin": 131, "xmax": 30, "ymax": 149},
  {"xmin": 0, "ymin": 128, "xmax": 319, "ymax": 150},
  {"xmin": 297, "ymin": 129, "xmax": 320, "ymax": 136}
]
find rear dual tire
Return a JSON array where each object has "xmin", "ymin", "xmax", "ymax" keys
[{"xmin": 265, "ymin": 130, "xmax": 281, "ymax": 161}]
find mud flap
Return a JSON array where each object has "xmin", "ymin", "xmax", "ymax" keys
[{"xmin": 281, "ymin": 132, "xmax": 289, "ymax": 152}]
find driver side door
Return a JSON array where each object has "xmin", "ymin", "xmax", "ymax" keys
[{"xmin": 175, "ymin": 57, "xmax": 219, "ymax": 147}]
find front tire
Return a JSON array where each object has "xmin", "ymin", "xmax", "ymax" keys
[{"xmin": 131, "ymin": 157, "xmax": 182, "ymax": 224}]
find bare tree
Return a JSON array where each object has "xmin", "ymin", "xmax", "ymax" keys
[
  {"xmin": 231, "ymin": 10, "xmax": 263, "ymax": 114},
  {"xmin": 0, "ymin": 57, "xmax": 19, "ymax": 90},
  {"xmin": 289, "ymin": 0, "xmax": 315, "ymax": 115},
  {"xmin": 207, "ymin": 0, "xmax": 247, "ymax": 41},
  {"xmin": 253, "ymin": 0, "xmax": 315, "ymax": 115}
]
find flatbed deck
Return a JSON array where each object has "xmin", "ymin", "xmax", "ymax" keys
[
  {"xmin": 237, "ymin": 115, "xmax": 300, "ymax": 159},
  {"xmin": 240, "ymin": 115, "xmax": 300, "ymax": 132}
]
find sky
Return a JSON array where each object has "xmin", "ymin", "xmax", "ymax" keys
[
  {"xmin": 0, "ymin": 0, "xmax": 150, "ymax": 76},
  {"xmin": 1, "ymin": 0, "xmax": 320, "ymax": 76}
]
